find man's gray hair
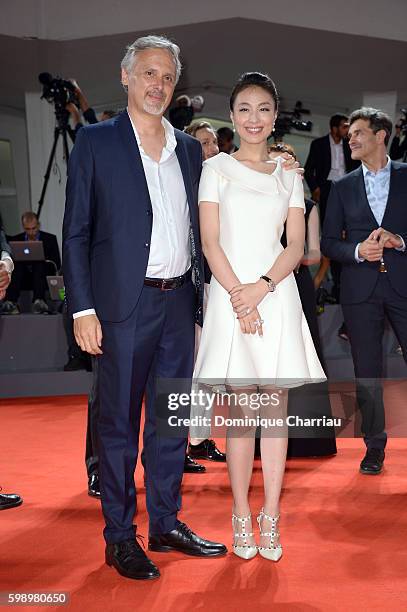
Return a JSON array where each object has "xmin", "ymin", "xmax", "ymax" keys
[{"xmin": 121, "ymin": 35, "xmax": 182, "ymax": 83}]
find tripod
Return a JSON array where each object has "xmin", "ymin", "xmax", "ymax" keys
[{"xmin": 36, "ymin": 109, "xmax": 75, "ymax": 219}]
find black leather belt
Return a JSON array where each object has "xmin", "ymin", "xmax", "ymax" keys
[{"xmin": 144, "ymin": 268, "xmax": 192, "ymax": 290}]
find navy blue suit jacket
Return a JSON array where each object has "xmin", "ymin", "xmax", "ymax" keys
[
  {"xmin": 321, "ymin": 161, "xmax": 407, "ymax": 304},
  {"xmin": 63, "ymin": 110, "xmax": 204, "ymax": 323}
]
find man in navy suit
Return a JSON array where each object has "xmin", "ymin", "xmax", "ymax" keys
[
  {"xmin": 63, "ymin": 35, "xmax": 226, "ymax": 581},
  {"xmin": 321, "ymin": 107, "xmax": 407, "ymax": 475}
]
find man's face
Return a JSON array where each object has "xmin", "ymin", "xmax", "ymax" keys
[
  {"xmin": 23, "ymin": 218, "xmax": 40, "ymax": 240},
  {"xmin": 331, "ymin": 119, "xmax": 349, "ymax": 140},
  {"xmin": 348, "ymin": 119, "xmax": 385, "ymax": 161},
  {"xmin": 121, "ymin": 48, "xmax": 177, "ymax": 117},
  {"xmin": 337, "ymin": 119, "xmax": 350, "ymax": 140},
  {"xmin": 218, "ymin": 137, "xmax": 234, "ymax": 154},
  {"xmin": 195, "ymin": 127, "xmax": 219, "ymax": 160}
]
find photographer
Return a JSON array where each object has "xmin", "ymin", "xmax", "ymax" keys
[
  {"xmin": 389, "ymin": 120, "xmax": 407, "ymax": 161},
  {"xmin": 65, "ymin": 79, "xmax": 117, "ymax": 135}
]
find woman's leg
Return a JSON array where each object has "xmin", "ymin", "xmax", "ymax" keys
[
  {"xmin": 259, "ymin": 389, "xmax": 288, "ymax": 548},
  {"xmin": 226, "ymin": 387, "xmax": 257, "ymax": 546}
]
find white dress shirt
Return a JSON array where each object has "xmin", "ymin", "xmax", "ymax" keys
[
  {"xmin": 73, "ymin": 113, "xmax": 191, "ymax": 319},
  {"xmin": 327, "ymin": 135, "xmax": 346, "ymax": 181}
]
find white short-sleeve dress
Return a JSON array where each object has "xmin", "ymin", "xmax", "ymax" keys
[{"xmin": 193, "ymin": 152, "xmax": 326, "ymax": 386}]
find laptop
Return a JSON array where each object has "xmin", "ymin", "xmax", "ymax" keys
[
  {"xmin": 46, "ymin": 275, "xmax": 65, "ymax": 301},
  {"xmin": 10, "ymin": 240, "xmax": 45, "ymax": 262}
]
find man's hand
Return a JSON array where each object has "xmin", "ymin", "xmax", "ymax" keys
[
  {"xmin": 275, "ymin": 152, "xmax": 304, "ymax": 177},
  {"xmin": 369, "ymin": 228, "xmax": 403, "ymax": 250},
  {"xmin": 74, "ymin": 314, "xmax": 103, "ymax": 355},
  {"xmin": 68, "ymin": 78, "xmax": 81, "ymax": 94},
  {"xmin": 311, "ymin": 187, "xmax": 321, "ymax": 203},
  {"xmin": 230, "ymin": 281, "xmax": 269, "ymax": 318},
  {"xmin": 0, "ymin": 261, "xmax": 11, "ymax": 296},
  {"xmin": 358, "ymin": 237, "xmax": 383, "ymax": 262}
]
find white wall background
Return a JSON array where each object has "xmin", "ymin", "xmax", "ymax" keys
[
  {"xmin": 25, "ymin": 93, "xmax": 71, "ymax": 247},
  {"xmin": 0, "ymin": 109, "xmax": 30, "ymax": 234}
]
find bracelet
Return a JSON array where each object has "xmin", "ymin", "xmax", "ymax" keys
[{"xmin": 260, "ymin": 275, "xmax": 276, "ymax": 292}]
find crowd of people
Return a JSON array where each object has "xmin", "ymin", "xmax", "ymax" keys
[{"xmin": 1, "ymin": 34, "xmax": 406, "ymax": 583}]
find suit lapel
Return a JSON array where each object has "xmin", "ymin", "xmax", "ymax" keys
[
  {"xmin": 323, "ymin": 135, "xmax": 331, "ymax": 176},
  {"xmin": 381, "ymin": 162, "xmax": 402, "ymax": 227},
  {"xmin": 116, "ymin": 111, "xmax": 152, "ymax": 211},
  {"xmin": 174, "ymin": 133, "xmax": 198, "ymax": 228},
  {"xmin": 355, "ymin": 166, "xmax": 379, "ymax": 228}
]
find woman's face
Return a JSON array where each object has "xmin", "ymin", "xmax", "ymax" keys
[
  {"xmin": 195, "ymin": 127, "xmax": 219, "ymax": 160},
  {"xmin": 231, "ymin": 86, "xmax": 276, "ymax": 146}
]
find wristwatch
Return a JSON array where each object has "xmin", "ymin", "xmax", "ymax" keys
[{"xmin": 260, "ymin": 275, "xmax": 276, "ymax": 292}]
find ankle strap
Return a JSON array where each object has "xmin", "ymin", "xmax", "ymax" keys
[
  {"xmin": 232, "ymin": 513, "xmax": 252, "ymax": 523},
  {"xmin": 258, "ymin": 508, "xmax": 280, "ymax": 522}
]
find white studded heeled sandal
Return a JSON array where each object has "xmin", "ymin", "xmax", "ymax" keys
[
  {"xmin": 232, "ymin": 513, "xmax": 258, "ymax": 560},
  {"xmin": 257, "ymin": 509, "xmax": 283, "ymax": 561}
]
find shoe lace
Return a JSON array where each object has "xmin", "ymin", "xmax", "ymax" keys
[
  {"xmin": 177, "ymin": 522, "xmax": 194, "ymax": 540},
  {"xmin": 118, "ymin": 534, "xmax": 146, "ymax": 562}
]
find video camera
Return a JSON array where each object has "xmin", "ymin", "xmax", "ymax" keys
[
  {"xmin": 274, "ymin": 101, "xmax": 313, "ymax": 140},
  {"xmin": 38, "ymin": 72, "xmax": 79, "ymax": 126}
]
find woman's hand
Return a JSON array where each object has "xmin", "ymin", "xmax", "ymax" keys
[
  {"xmin": 238, "ymin": 307, "xmax": 264, "ymax": 336},
  {"xmin": 230, "ymin": 280, "xmax": 268, "ymax": 318}
]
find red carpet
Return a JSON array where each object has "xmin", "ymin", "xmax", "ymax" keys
[{"xmin": 1, "ymin": 395, "xmax": 406, "ymax": 611}]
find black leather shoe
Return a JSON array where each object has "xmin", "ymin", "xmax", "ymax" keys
[
  {"xmin": 0, "ymin": 492, "xmax": 23, "ymax": 510},
  {"xmin": 106, "ymin": 533, "xmax": 160, "ymax": 580},
  {"xmin": 88, "ymin": 473, "xmax": 101, "ymax": 498},
  {"xmin": 184, "ymin": 454, "xmax": 206, "ymax": 473},
  {"xmin": 149, "ymin": 521, "xmax": 227, "ymax": 557},
  {"xmin": 188, "ymin": 439, "xmax": 226, "ymax": 462},
  {"xmin": 360, "ymin": 448, "xmax": 385, "ymax": 475}
]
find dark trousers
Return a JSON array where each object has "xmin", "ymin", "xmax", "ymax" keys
[
  {"xmin": 318, "ymin": 181, "xmax": 332, "ymax": 227},
  {"xmin": 63, "ymin": 305, "xmax": 98, "ymax": 475},
  {"xmin": 320, "ymin": 181, "xmax": 342, "ymax": 300},
  {"xmin": 342, "ymin": 274, "xmax": 407, "ymax": 449},
  {"xmin": 6, "ymin": 261, "xmax": 48, "ymax": 302},
  {"xmin": 287, "ymin": 265, "xmax": 337, "ymax": 457},
  {"xmin": 85, "ymin": 356, "xmax": 99, "ymax": 476},
  {"xmin": 98, "ymin": 280, "xmax": 195, "ymax": 544}
]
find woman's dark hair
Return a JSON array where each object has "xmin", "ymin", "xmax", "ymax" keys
[{"xmin": 230, "ymin": 72, "xmax": 279, "ymax": 112}]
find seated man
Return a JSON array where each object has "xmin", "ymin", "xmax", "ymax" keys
[{"xmin": 3, "ymin": 211, "xmax": 61, "ymax": 314}]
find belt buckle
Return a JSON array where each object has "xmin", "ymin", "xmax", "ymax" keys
[
  {"xmin": 161, "ymin": 279, "xmax": 168, "ymax": 291},
  {"xmin": 379, "ymin": 261, "xmax": 387, "ymax": 273}
]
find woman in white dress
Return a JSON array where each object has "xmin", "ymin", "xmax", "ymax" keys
[{"xmin": 193, "ymin": 72, "xmax": 325, "ymax": 561}]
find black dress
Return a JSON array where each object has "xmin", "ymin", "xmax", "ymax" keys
[{"xmin": 283, "ymin": 199, "xmax": 337, "ymax": 457}]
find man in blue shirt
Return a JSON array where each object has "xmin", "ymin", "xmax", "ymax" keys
[{"xmin": 321, "ymin": 107, "xmax": 407, "ymax": 475}]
